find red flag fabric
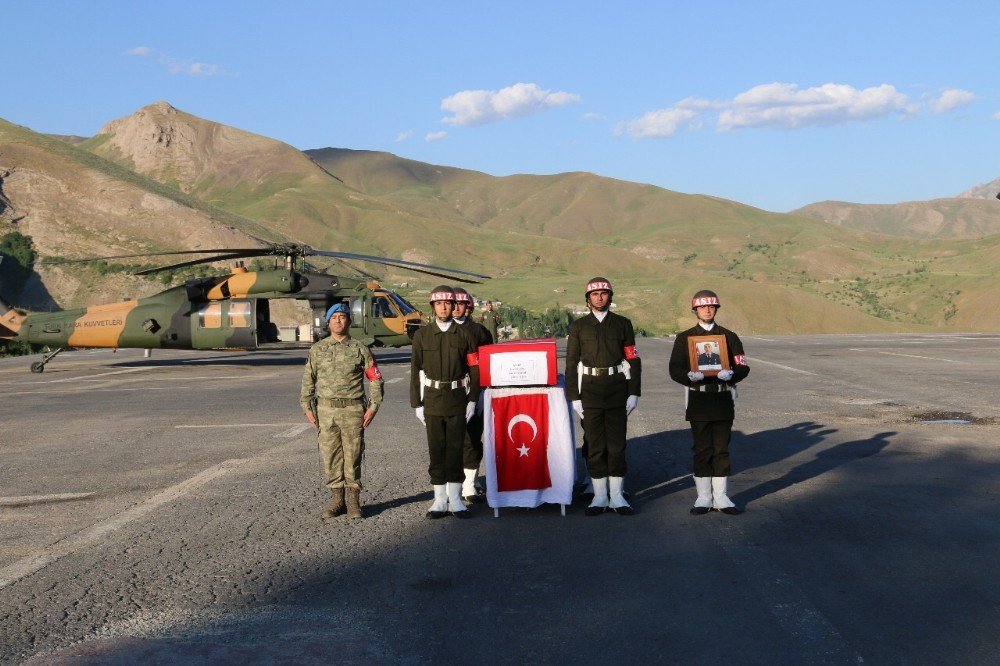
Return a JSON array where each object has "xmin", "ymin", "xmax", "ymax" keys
[{"xmin": 491, "ymin": 393, "xmax": 551, "ymax": 491}]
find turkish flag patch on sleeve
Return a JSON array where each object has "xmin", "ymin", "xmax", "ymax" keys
[
  {"xmin": 365, "ymin": 364, "xmax": 383, "ymax": 381},
  {"xmin": 734, "ymin": 354, "xmax": 747, "ymax": 366},
  {"xmin": 492, "ymin": 393, "xmax": 551, "ymax": 491},
  {"xmin": 623, "ymin": 345, "xmax": 639, "ymax": 360}
]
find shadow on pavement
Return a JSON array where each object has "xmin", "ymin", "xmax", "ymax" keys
[
  {"xmin": 364, "ymin": 489, "xmax": 432, "ymax": 517},
  {"xmin": 111, "ymin": 355, "xmax": 306, "ymax": 368},
  {"xmin": 11, "ymin": 423, "xmax": 1000, "ymax": 665}
]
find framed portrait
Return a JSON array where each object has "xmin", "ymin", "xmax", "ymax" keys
[{"xmin": 687, "ymin": 335, "xmax": 729, "ymax": 376}]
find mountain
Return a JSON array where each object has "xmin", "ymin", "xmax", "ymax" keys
[
  {"xmin": 957, "ymin": 177, "xmax": 1000, "ymax": 200},
  {"xmin": 3, "ymin": 102, "xmax": 998, "ymax": 333},
  {"xmin": 0, "ymin": 117, "xmax": 274, "ymax": 307},
  {"xmin": 792, "ymin": 197, "xmax": 1000, "ymax": 239}
]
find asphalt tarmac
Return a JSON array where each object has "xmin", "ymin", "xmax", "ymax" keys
[{"xmin": 0, "ymin": 333, "xmax": 998, "ymax": 664}]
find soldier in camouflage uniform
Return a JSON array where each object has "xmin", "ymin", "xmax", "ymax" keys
[
  {"xmin": 301, "ymin": 302, "xmax": 384, "ymax": 520},
  {"xmin": 453, "ymin": 288, "xmax": 494, "ymax": 503},
  {"xmin": 479, "ymin": 301, "xmax": 500, "ymax": 341}
]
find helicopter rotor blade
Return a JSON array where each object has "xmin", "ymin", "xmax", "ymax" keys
[
  {"xmin": 330, "ymin": 257, "xmax": 381, "ymax": 280},
  {"xmin": 306, "ymin": 249, "xmax": 490, "ymax": 282},
  {"xmin": 133, "ymin": 252, "xmax": 269, "ymax": 276},
  {"xmin": 40, "ymin": 248, "xmax": 270, "ymax": 266}
]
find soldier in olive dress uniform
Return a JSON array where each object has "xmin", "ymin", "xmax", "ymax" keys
[
  {"xmin": 301, "ymin": 302, "xmax": 384, "ymax": 520},
  {"xmin": 566, "ymin": 277, "xmax": 642, "ymax": 516},
  {"xmin": 452, "ymin": 287, "xmax": 494, "ymax": 503},
  {"xmin": 410, "ymin": 286, "xmax": 481, "ymax": 518},
  {"xmin": 668, "ymin": 290, "xmax": 750, "ymax": 515}
]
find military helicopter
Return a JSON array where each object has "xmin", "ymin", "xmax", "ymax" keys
[{"xmin": 0, "ymin": 243, "xmax": 488, "ymax": 372}]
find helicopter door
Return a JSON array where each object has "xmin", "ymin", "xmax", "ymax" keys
[{"xmin": 191, "ymin": 300, "xmax": 258, "ymax": 350}]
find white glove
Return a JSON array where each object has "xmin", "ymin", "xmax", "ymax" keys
[
  {"xmin": 465, "ymin": 401, "xmax": 476, "ymax": 423},
  {"xmin": 415, "ymin": 406, "xmax": 425, "ymax": 425},
  {"xmin": 572, "ymin": 400, "xmax": 584, "ymax": 419},
  {"xmin": 626, "ymin": 395, "xmax": 639, "ymax": 415},
  {"xmin": 687, "ymin": 371, "xmax": 705, "ymax": 382},
  {"xmin": 717, "ymin": 369, "xmax": 734, "ymax": 381}
]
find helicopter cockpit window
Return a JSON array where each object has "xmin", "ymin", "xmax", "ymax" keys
[
  {"xmin": 372, "ymin": 297, "xmax": 394, "ymax": 318},
  {"xmin": 228, "ymin": 301, "xmax": 252, "ymax": 328},
  {"xmin": 388, "ymin": 292, "xmax": 417, "ymax": 315},
  {"xmin": 198, "ymin": 303, "xmax": 223, "ymax": 329}
]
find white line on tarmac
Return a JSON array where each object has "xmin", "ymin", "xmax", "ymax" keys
[
  {"xmin": 43, "ymin": 367, "xmax": 152, "ymax": 384},
  {"xmin": 0, "ymin": 459, "xmax": 244, "ymax": 590},
  {"xmin": 276, "ymin": 424, "xmax": 312, "ymax": 438},
  {"xmin": 175, "ymin": 423, "xmax": 300, "ymax": 428},
  {"xmin": 77, "ymin": 375, "xmax": 252, "ymax": 383},
  {"xmin": 384, "ymin": 377, "xmax": 403, "ymax": 384},
  {"xmin": 875, "ymin": 351, "xmax": 965, "ymax": 364},
  {"xmin": 712, "ymin": 519, "xmax": 864, "ymax": 663},
  {"xmin": 0, "ymin": 386, "xmax": 191, "ymax": 396},
  {"xmin": 635, "ymin": 473, "xmax": 692, "ymax": 497},
  {"xmin": 749, "ymin": 358, "xmax": 818, "ymax": 376},
  {"xmin": 0, "ymin": 492, "xmax": 96, "ymax": 507}
]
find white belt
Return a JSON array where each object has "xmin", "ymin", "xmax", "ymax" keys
[
  {"xmin": 578, "ymin": 360, "xmax": 631, "ymax": 393},
  {"xmin": 689, "ymin": 384, "xmax": 731, "ymax": 393},
  {"xmin": 423, "ymin": 376, "xmax": 469, "ymax": 390},
  {"xmin": 581, "ymin": 365, "xmax": 620, "ymax": 376},
  {"xmin": 684, "ymin": 383, "xmax": 738, "ymax": 409}
]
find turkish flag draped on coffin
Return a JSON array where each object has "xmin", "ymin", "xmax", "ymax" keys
[
  {"xmin": 492, "ymin": 393, "xmax": 551, "ymax": 491},
  {"xmin": 483, "ymin": 385, "xmax": 574, "ymax": 508}
]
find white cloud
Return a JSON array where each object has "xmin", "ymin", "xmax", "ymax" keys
[
  {"xmin": 617, "ymin": 107, "xmax": 701, "ymax": 139},
  {"xmin": 718, "ymin": 82, "xmax": 914, "ymax": 131},
  {"xmin": 993, "ymin": 112, "xmax": 1000, "ymax": 121},
  {"xmin": 124, "ymin": 46, "xmax": 229, "ymax": 77},
  {"xmin": 441, "ymin": 82, "xmax": 581, "ymax": 126},
  {"xmin": 617, "ymin": 96, "xmax": 724, "ymax": 139},
  {"xmin": 582, "ymin": 112, "xmax": 605, "ymax": 121},
  {"xmin": 929, "ymin": 88, "xmax": 975, "ymax": 114},
  {"xmin": 186, "ymin": 62, "xmax": 221, "ymax": 77},
  {"xmin": 395, "ymin": 130, "xmax": 413, "ymax": 142},
  {"xmin": 425, "ymin": 131, "xmax": 447, "ymax": 142}
]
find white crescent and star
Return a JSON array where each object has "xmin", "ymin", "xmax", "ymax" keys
[{"xmin": 508, "ymin": 414, "xmax": 538, "ymax": 457}]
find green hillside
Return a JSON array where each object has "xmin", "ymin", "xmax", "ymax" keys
[
  {"xmin": 793, "ymin": 198, "xmax": 1000, "ymax": 239},
  {"xmin": 3, "ymin": 103, "xmax": 997, "ymax": 333}
]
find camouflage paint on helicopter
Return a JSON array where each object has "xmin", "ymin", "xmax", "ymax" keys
[
  {"xmin": 1, "ymin": 242, "xmax": 486, "ymax": 371},
  {"xmin": 0, "ymin": 267, "xmax": 423, "ymax": 359}
]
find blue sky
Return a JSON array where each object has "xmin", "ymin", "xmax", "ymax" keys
[{"xmin": 5, "ymin": 1, "xmax": 999, "ymax": 211}]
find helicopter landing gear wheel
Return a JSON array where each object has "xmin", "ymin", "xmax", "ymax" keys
[{"xmin": 29, "ymin": 347, "xmax": 64, "ymax": 373}]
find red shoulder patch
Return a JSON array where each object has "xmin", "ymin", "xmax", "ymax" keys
[
  {"xmin": 623, "ymin": 345, "xmax": 639, "ymax": 360},
  {"xmin": 734, "ymin": 354, "xmax": 747, "ymax": 366},
  {"xmin": 466, "ymin": 352, "xmax": 479, "ymax": 367},
  {"xmin": 365, "ymin": 364, "xmax": 383, "ymax": 381}
]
